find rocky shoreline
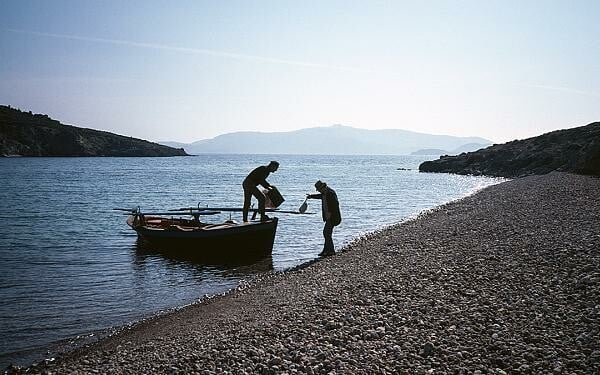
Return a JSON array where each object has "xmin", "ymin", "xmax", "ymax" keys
[
  {"xmin": 16, "ymin": 172, "xmax": 599, "ymax": 374},
  {"xmin": 418, "ymin": 122, "xmax": 600, "ymax": 177}
]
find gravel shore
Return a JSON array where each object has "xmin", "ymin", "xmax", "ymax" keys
[{"xmin": 20, "ymin": 172, "xmax": 600, "ymax": 374}]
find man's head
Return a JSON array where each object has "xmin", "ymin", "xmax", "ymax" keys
[
  {"xmin": 315, "ymin": 180, "xmax": 327, "ymax": 192},
  {"xmin": 268, "ymin": 161, "xmax": 279, "ymax": 172}
]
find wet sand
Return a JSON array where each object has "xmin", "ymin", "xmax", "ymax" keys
[{"xmin": 21, "ymin": 172, "xmax": 600, "ymax": 374}]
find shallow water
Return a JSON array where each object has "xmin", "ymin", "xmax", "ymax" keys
[{"xmin": 0, "ymin": 154, "xmax": 502, "ymax": 367}]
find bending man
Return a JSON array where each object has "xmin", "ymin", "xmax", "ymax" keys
[
  {"xmin": 242, "ymin": 161, "xmax": 279, "ymax": 222},
  {"xmin": 307, "ymin": 180, "xmax": 342, "ymax": 256}
]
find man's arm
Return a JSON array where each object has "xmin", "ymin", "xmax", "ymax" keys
[
  {"xmin": 249, "ymin": 166, "xmax": 271, "ymax": 188},
  {"xmin": 259, "ymin": 179, "xmax": 272, "ymax": 189}
]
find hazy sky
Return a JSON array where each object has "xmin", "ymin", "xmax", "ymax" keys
[{"xmin": 1, "ymin": 1, "xmax": 599, "ymax": 143}]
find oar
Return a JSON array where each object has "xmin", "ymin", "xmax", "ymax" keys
[
  {"xmin": 168, "ymin": 206, "xmax": 314, "ymax": 215},
  {"xmin": 170, "ymin": 207, "xmax": 245, "ymax": 212},
  {"xmin": 270, "ymin": 209, "xmax": 314, "ymax": 215},
  {"xmin": 113, "ymin": 207, "xmax": 139, "ymax": 212},
  {"xmin": 119, "ymin": 211, "xmax": 221, "ymax": 216}
]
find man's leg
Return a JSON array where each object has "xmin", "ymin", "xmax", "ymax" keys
[
  {"xmin": 251, "ymin": 186, "xmax": 267, "ymax": 220},
  {"xmin": 242, "ymin": 185, "xmax": 252, "ymax": 222},
  {"xmin": 321, "ymin": 220, "xmax": 335, "ymax": 255}
]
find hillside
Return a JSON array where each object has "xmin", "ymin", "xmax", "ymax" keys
[
  {"xmin": 161, "ymin": 125, "xmax": 492, "ymax": 155},
  {"xmin": 419, "ymin": 122, "xmax": 600, "ymax": 177},
  {"xmin": 410, "ymin": 142, "xmax": 490, "ymax": 156},
  {"xmin": 0, "ymin": 106, "xmax": 188, "ymax": 157}
]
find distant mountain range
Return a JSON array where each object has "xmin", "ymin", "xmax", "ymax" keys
[
  {"xmin": 419, "ymin": 122, "xmax": 600, "ymax": 177},
  {"xmin": 161, "ymin": 125, "xmax": 492, "ymax": 155},
  {"xmin": 0, "ymin": 106, "xmax": 188, "ymax": 157}
]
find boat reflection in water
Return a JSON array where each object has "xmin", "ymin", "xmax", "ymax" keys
[{"xmin": 133, "ymin": 236, "xmax": 275, "ymax": 274}]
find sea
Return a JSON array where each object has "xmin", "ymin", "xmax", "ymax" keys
[{"xmin": 0, "ymin": 154, "xmax": 503, "ymax": 368}]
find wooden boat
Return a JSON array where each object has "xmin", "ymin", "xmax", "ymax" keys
[{"xmin": 126, "ymin": 213, "xmax": 278, "ymax": 261}]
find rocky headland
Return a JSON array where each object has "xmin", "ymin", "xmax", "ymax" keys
[
  {"xmin": 15, "ymin": 172, "xmax": 599, "ymax": 374},
  {"xmin": 0, "ymin": 105, "xmax": 188, "ymax": 157},
  {"xmin": 419, "ymin": 122, "xmax": 600, "ymax": 177}
]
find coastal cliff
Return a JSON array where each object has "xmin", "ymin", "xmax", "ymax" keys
[
  {"xmin": 0, "ymin": 106, "xmax": 188, "ymax": 157},
  {"xmin": 419, "ymin": 122, "xmax": 600, "ymax": 177}
]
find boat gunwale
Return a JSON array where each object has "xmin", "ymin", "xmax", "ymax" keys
[{"xmin": 126, "ymin": 215, "xmax": 278, "ymax": 237}]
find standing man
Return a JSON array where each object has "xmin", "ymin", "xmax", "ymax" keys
[
  {"xmin": 307, "ymin": 180, "xmax": 341, "ymax": 256},
  {"xmin": 242, "ymin": 161, "xmax": 279, "ymax": 222}
]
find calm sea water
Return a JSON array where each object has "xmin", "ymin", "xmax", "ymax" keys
[{"xmin": 0, "ymin": 155, "xmax": 502, "ymax": 368}]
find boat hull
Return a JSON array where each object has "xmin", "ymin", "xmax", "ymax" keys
[{"xmin": 127, "ymin": 215, "xmax": 278, "ymax": 261}]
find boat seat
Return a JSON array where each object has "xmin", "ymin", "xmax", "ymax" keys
[
  {"xmin": 202, "ymin": 223, "xmax": 235, "ymax": 230},
  {"xmin": 166, "ymin": 225, "xmax": 196, "ymax": 232}
]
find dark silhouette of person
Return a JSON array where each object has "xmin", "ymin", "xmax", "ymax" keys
[
  {"xmin": 242, "ymin": 161, "xmax": 279, "ymax": 222},
  {"xmin": 307, "ymin": 180, "xmax": 341, "ymax": 256}
]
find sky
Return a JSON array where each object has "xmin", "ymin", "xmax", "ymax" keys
[{"xmin": 1, "ymin": 0, "xmax": 599, "ymax": 144}]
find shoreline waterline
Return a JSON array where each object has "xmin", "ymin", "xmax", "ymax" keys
[
  {"xmin": 0, "ymin": 155, "xmax": 499, "ymax": 368},
  {"xmin": 16, "ymin": 171, "xmax": 599, "ymax": 373},
  {"xmin": 6, "ymin": 176, "xmax": 504, "ymax": 370}
]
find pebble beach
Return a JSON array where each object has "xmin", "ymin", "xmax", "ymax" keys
[{"xmin": 19, "ymin": 172, "xmax": 600, "ymax": 374}]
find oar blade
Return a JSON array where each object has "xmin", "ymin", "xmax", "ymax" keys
[{"xmin": 298, "ymin": 199, "xmax": 308, "ymax": 214}]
